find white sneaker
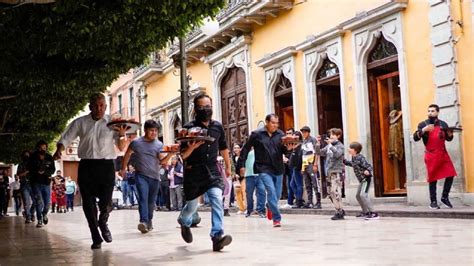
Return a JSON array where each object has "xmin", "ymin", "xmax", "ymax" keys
[
  {"xmin": 281, "ymin": 204, "xmax": 293, "ymax": 209},
  {"xmin": 237, "ymin": 210, "xmax": 245, "ymax": 215}
]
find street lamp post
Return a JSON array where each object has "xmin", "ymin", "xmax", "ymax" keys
[
  {"xmin": 179, "ymin": 36, "xmax": 190, "ymax": 125},
  {"xmin": 178, "ymin": 19, "xmax": 219, "ymax": 125}
]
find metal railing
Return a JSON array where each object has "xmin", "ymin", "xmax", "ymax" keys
[{"xmin": 133, "ymin": 51, "xmax": 166, "ymax": 77}]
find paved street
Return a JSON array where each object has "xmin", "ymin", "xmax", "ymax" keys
[{"xmin": 1, "ymin": 209, "xmax": 473, "ymax": 265}]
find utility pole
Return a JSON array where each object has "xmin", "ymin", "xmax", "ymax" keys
[{"xmin": 179, "ymin": 36, "xmax": 190, "ymax": 125}]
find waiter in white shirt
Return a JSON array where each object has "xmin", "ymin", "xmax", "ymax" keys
[{"xmin": 53, "ymin": 93, "xmax": 127, "ymax": 249}]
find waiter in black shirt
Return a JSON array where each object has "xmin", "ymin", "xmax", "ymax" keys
[
  {"xmin": 237, "ymin": 114, "xmax": 296, "ymax": 228},
  {"xmin": 178, "ymin": 93, "xmax": 232, "ymax": 252}
]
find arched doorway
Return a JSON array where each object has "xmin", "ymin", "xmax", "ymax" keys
[
  {"xmin": 367, "ymin": 35, "xmax": 407, "ymax": 197},
  {"xmin": 274, "ymin": 74, "xmax": 294, "ymax": 131},
  {"xmin": 220, "ymin": 67, "xmax": 249, "ymax": 147},
  {"xmin": 316, "ymin": 58, "xmax": 343, "ymax": 197},
  {"xmin": 316, "ymin": 58, "xmax": 343, "ymax": 137}
]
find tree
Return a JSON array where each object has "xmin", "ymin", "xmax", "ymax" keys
[{"xmin": 0, "ymin": 0, "xmax": 225, "ymax": 163}]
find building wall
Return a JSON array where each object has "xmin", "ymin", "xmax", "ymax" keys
[
  {"xmin": 140, "ymin": 0, "xmax": 473, "ymax": 199},
  {"xmin": 454, "ymin": 0, "xmax": 474, "ymax": 192}
]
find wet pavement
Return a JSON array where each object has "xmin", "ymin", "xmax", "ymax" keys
[{"xmin": 0, "ymin": 208, "xmax": 473, "ymax": 265}]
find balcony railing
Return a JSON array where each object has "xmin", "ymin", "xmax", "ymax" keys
[
  {"xmin": 216, "ymin": 0, "xmax": 253, "ymax": 21},
  {"xmin": 133, "ymin": 51, "xmax": 167, "ymax": 78}
]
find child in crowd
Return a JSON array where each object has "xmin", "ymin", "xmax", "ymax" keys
[
  {"xmin": 344, "ymin": 142, "xmax": 379, "ymax": 220},
  {"xmin": 316, "ymin": 128, "xmax": 345, "ymax": 220}
]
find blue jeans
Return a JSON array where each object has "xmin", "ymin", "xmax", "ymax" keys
[
  {"xmin": 259, "ymin": 173, "xmax": 283, "ymax": 222},
  {"xmin": 129, "ymin": 184, "xmax": 139, "ymax": 205},
  {"xmin": 21, "ymin": 184, "xmax": 33, "ymax": 220},
  {"xmin": 179, "ymin": 187, "xmax": 224, "ymax": 238},
  {"xmin": 290, "ymin": 168, "xmax": 304, "ymax": 201},
  {"xmin": 287, "ymin": 171, "xmax": 295, "ymax": 205},
  {"xmin": 121, "ymin": 181, "xmax": 130, "ymax": 205},
  {"xmin": 66, "ymin": 193, "xmax": 74, "ymax": 210},
  {"xmin": 135, "ymin": 174, "xmax": 160, "ymax": 223},
  {"xmin": 31, "ymin": 183, "xmax": 51, "ymax": 221},
  {"xmin": 245, "ymin": 175, "xmax": 266, "ymax": 213}
]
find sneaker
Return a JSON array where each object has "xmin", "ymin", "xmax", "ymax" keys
[
  {"xmin": 245, "ymin": 212, "xmax": 251, "ymax": 218},
  {"xmin": 441, "ymin": 197, "xmax": 453, "ymax": 208},
  {"xmin": 25, "ymin": 219, "xmax": 32, "ymax": 224},
  {"xmin": 42, "ymin": 214, "xmax": 48, "ymax": 225},
  {"xmin": 331, "ymin": 212, "xmax": 344, "ymax": 220},
  {"xmin": 365, "ymin": 212, "xmax": 380, "ymax": 220},
  {"xmin": 266, "ymin": 208, "xmax": 273, "ymax": 221},
  {"xmin": 273, "ymin": 221, "xmax": 281, "ymax": 227},
  {"xmin": 429, "ymin": 201, "xmax": 440, "ymax": 209},
  {"xmin": 281, "ymin": 204, "xmax": 293, "ymax": 209},
  {"xmin": 303, "ymin": 203, "xmax": 314, "ymax": 209},
  {"xmin": 212, "ymin": 235, "xmax": 232, "ymax": 252},
  {"xmin": 237, "ymin": 210, "xmax": 245, "ymax": 215},
  {"xmin": 147, "ymin": 221, "xmax": 154, "ymax": 231},
  {"xmin": 258, "ymin": 212, "xmax": 266, "ymax": 218},
  {"xmin": 355, "ymin": 212, "xmax": 367, "ymax": 218},
  {"xmin": 181, "ymin": 225, "xmax": 193, "ymax": 243},
  {"xmin": 36, "ymin": 221, "xmax": 44, "ymax": 228},
  {"xmin": 224, "ymin": 209, "xmax": 230, "ymax": 216},
  {"xmin": 138, "ymin": 222, "xmax": 149, "ymax": 234},
  {"xmin": 313, "ymin": 202, "xmax": 322, "ymax": 209}
]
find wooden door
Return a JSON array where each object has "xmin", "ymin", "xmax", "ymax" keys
[
  {"xmin": 317, "ymin": 83, "xmax": 343, "ymax": 136},
  {"xmin": 369, "ymin": 71, "xmax": 407, "ymax": 196},
  {"xmin": 281, "ymin": 106, "xmax": 294, "ymax": 132},
  {"xmin": 221, "ymin": 67, "xmax": 249, "ymax": 146},
  {"xmin": 63, "ymin": 161, "xmax": 81, "ymax": 206}
]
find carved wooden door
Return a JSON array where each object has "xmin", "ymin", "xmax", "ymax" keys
[{"xmin": 221, "ymin": 67, "xmax": 249, "ymax": 147}]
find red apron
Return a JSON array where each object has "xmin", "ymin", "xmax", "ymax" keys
[{"xmin": 424, "ymin": 126, "xmax": 456, "ymax": 182}]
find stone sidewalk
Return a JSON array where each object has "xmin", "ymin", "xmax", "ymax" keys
[{"xmin": 1, "ymin": 209, "xmax": 474, "ymax": 265}]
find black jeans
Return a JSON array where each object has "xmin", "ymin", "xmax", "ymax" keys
[
  {"xmin": 3, "ymin": 189, "xmax": 10, "ymax": 215},
  {"xmin": 429, "ymin": 176, "xmax": 454, "ymax": 202},
  {"xmin": 78, "ymin": 159, "xmax": 115, "ymax": 244}
]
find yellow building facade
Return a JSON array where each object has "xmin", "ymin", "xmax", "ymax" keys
[{"xmin": 131, "ymin": 0, "xmax": 473, "ymax": 206}]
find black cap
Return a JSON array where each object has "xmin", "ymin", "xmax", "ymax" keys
[{"xmin": 300, "ymin": 126, "xmax": 311, "ymax": 132}]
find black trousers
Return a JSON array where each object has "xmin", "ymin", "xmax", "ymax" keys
[
  {"xmin": 78, "ymin": 159, "xmax": 115, "ymax": 244},
  {"xmin": 3, "ymin": 189, "xmax": 10, "ymax": 215},
  {"xmin": 429, "ymin": 176, "xmax": 454, "ymax": 202}
]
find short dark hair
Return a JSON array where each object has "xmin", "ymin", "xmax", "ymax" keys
[
  {"xmin": 265, "ymin": 113, "xmax": 278, "ymax": 122},
  {"xmin": 36, "ymin": 140, "xmax": 48, "ymax": 148},
  {"xmin": 89, "ymin": 93, "xmax": 105, "ymax": 105},
  {"xmin": 329, "ymin": 128, "xmax": 342, "ymax": 138},
  {"xmin": 428, "ymin": 104, "xmax": 440, "ymax": 112},
  {"xmin": 193, "ymin": 93, "xmax": 212, "ymax": 107},
  {"xmin": 349, "ymin": 142, "xmax": 363, "ymax": 154},
  {"xmin": 144, "ymin": 119, "xmax": 159, "ymax": 130}
]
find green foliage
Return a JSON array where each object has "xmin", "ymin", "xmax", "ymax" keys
[{"xmin": 0, "ymin": 0, "xmax": 225, "ymax": 163}]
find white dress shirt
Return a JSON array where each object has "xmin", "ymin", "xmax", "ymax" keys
[{"xmin": 59, "ymin": 114, "xmax": 118, "ymax": 159}]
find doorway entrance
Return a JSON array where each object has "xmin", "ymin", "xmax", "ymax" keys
[
  {"xmin": 274, "ymin": 74, "xmax": 294, "ymax": 131},
  {"xmin": 316, "ymin": 58, "xmax": 343, "ymax": 197},
  {"xmin": 220, "ymin": 67, "xmax": 249, "ymax": 147},
  {"xmin": 367, "ymin": 36, "xmax": 407, "ymax": 196}
]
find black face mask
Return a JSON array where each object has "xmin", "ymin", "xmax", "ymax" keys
[{"xmin": 195, "ymin": 107, "xmax": 213, "ymax": 122}]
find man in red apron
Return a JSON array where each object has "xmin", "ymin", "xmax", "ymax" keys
[{"xmin": 414, "ymin": 104, "xmax": 456, "ymax": 209}]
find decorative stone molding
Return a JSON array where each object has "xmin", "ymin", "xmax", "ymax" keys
[
  {"xmin": 428, "ymin": 0, "xmax": 464, "ymax": 190},
  {"xmin": 300, "ymin": 35, "xmax": 351, "ymax": 181},
  {"xmin": 207, "ymin": 35, "xmax": 254, "ymax": 130},
  {"xmin": 351, "ymin": 12, "xmax": 415, "ymax": 184},
  {"xmin": 255, "ymin": 47, "xmax": 298, "ymax": 129}
]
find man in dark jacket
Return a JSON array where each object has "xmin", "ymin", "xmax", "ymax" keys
[
  {"xmin": 237, "ymin": 114, "xmax": 296, "ymax": 227},
  {"xmin": 28, "ymin": 140, "xmax": 55, "ymax": 228},
  {"xmin": 413, "ymin": 104, "xmax": 456, "ymax": 209}
]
